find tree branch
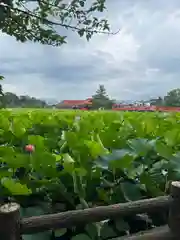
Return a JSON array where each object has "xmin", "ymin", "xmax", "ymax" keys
[{"xmin": 0, "ymin": 2, "xmax": 120, "ymax": 35}]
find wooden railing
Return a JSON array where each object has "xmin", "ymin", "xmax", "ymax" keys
[{"xmin": 1, "ymin": 181, "xmax": 180, "ymax": 240}]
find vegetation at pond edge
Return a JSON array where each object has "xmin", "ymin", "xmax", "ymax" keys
[{"xmin": 1, "ymin": 109, "xmax": 180, "ymax": 239}]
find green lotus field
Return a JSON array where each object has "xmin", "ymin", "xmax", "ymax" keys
[{"xmin": 0, "ymin": 109, "xmax": 180, "ymax": 239}]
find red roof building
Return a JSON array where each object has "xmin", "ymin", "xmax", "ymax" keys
[{"xmin": 57, "ymin": 98, "xmax": 92, "ymax": 108}]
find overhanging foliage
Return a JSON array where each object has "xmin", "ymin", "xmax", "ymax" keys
[{"xmin": 0, "ymin": 0, "xmax": 112, "ymax": 46}]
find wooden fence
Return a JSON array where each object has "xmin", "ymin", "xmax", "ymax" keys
[{"xmin": 1, "ymin": 181, "xmax": 180, "ymax": 240}]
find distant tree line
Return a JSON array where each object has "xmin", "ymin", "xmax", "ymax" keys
[
  {"xmin": 1, "ymin": 82, "xmax": 180, "ymax": 109},
  {"xmin": 150, "ymin": 88, "xmax": 180, "ymax": 107},
  {"xmin": 0, "ymin": 89, "xmax": 47, "ymax": 108},
  {"xmin": 92, "ymin": 86, "xmax": 180, "ymax": 109}
]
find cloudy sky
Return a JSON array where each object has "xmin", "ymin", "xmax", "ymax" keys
[{"xmin": 1, "ymin": 0, "xmax": 180, "ymax": 101}]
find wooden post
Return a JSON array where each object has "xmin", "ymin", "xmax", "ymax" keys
[
  {"xmin": 169, "ymin": 181, "xmax": 180, "ymax": 239},
  {"xmin": 0, "ymin": 202, "xmax": 21, "ymax": 240}
]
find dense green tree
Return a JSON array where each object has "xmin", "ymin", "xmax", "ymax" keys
[
  {"xmin": 3, "ymin": 92, "xmax": 19, "ymax": 107},
  {"xmin": 92, "ymin": 84, "xmax": 114, "ymax": 109},
  {"xmin": 0, "ymin": 0, "xmax": 111, "ymax": 46},
  {"xmin": 164, "ymin": 88, "xmax": 180, "ymax": 107},
  {"xmin": 0, "ymin": 76, "xmax": 5, "ymax": 108},
  {"xmin": 0, "ymin": 84, "xmax": 5, "ymax": 108},
  {"xmin": 95, "ymin": 84, "xmax": 108, "ymax": 98}
]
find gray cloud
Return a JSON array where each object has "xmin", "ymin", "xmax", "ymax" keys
[{"xmin": 1, "ymin": 0, "xmax": 180, "ymax": 101}]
